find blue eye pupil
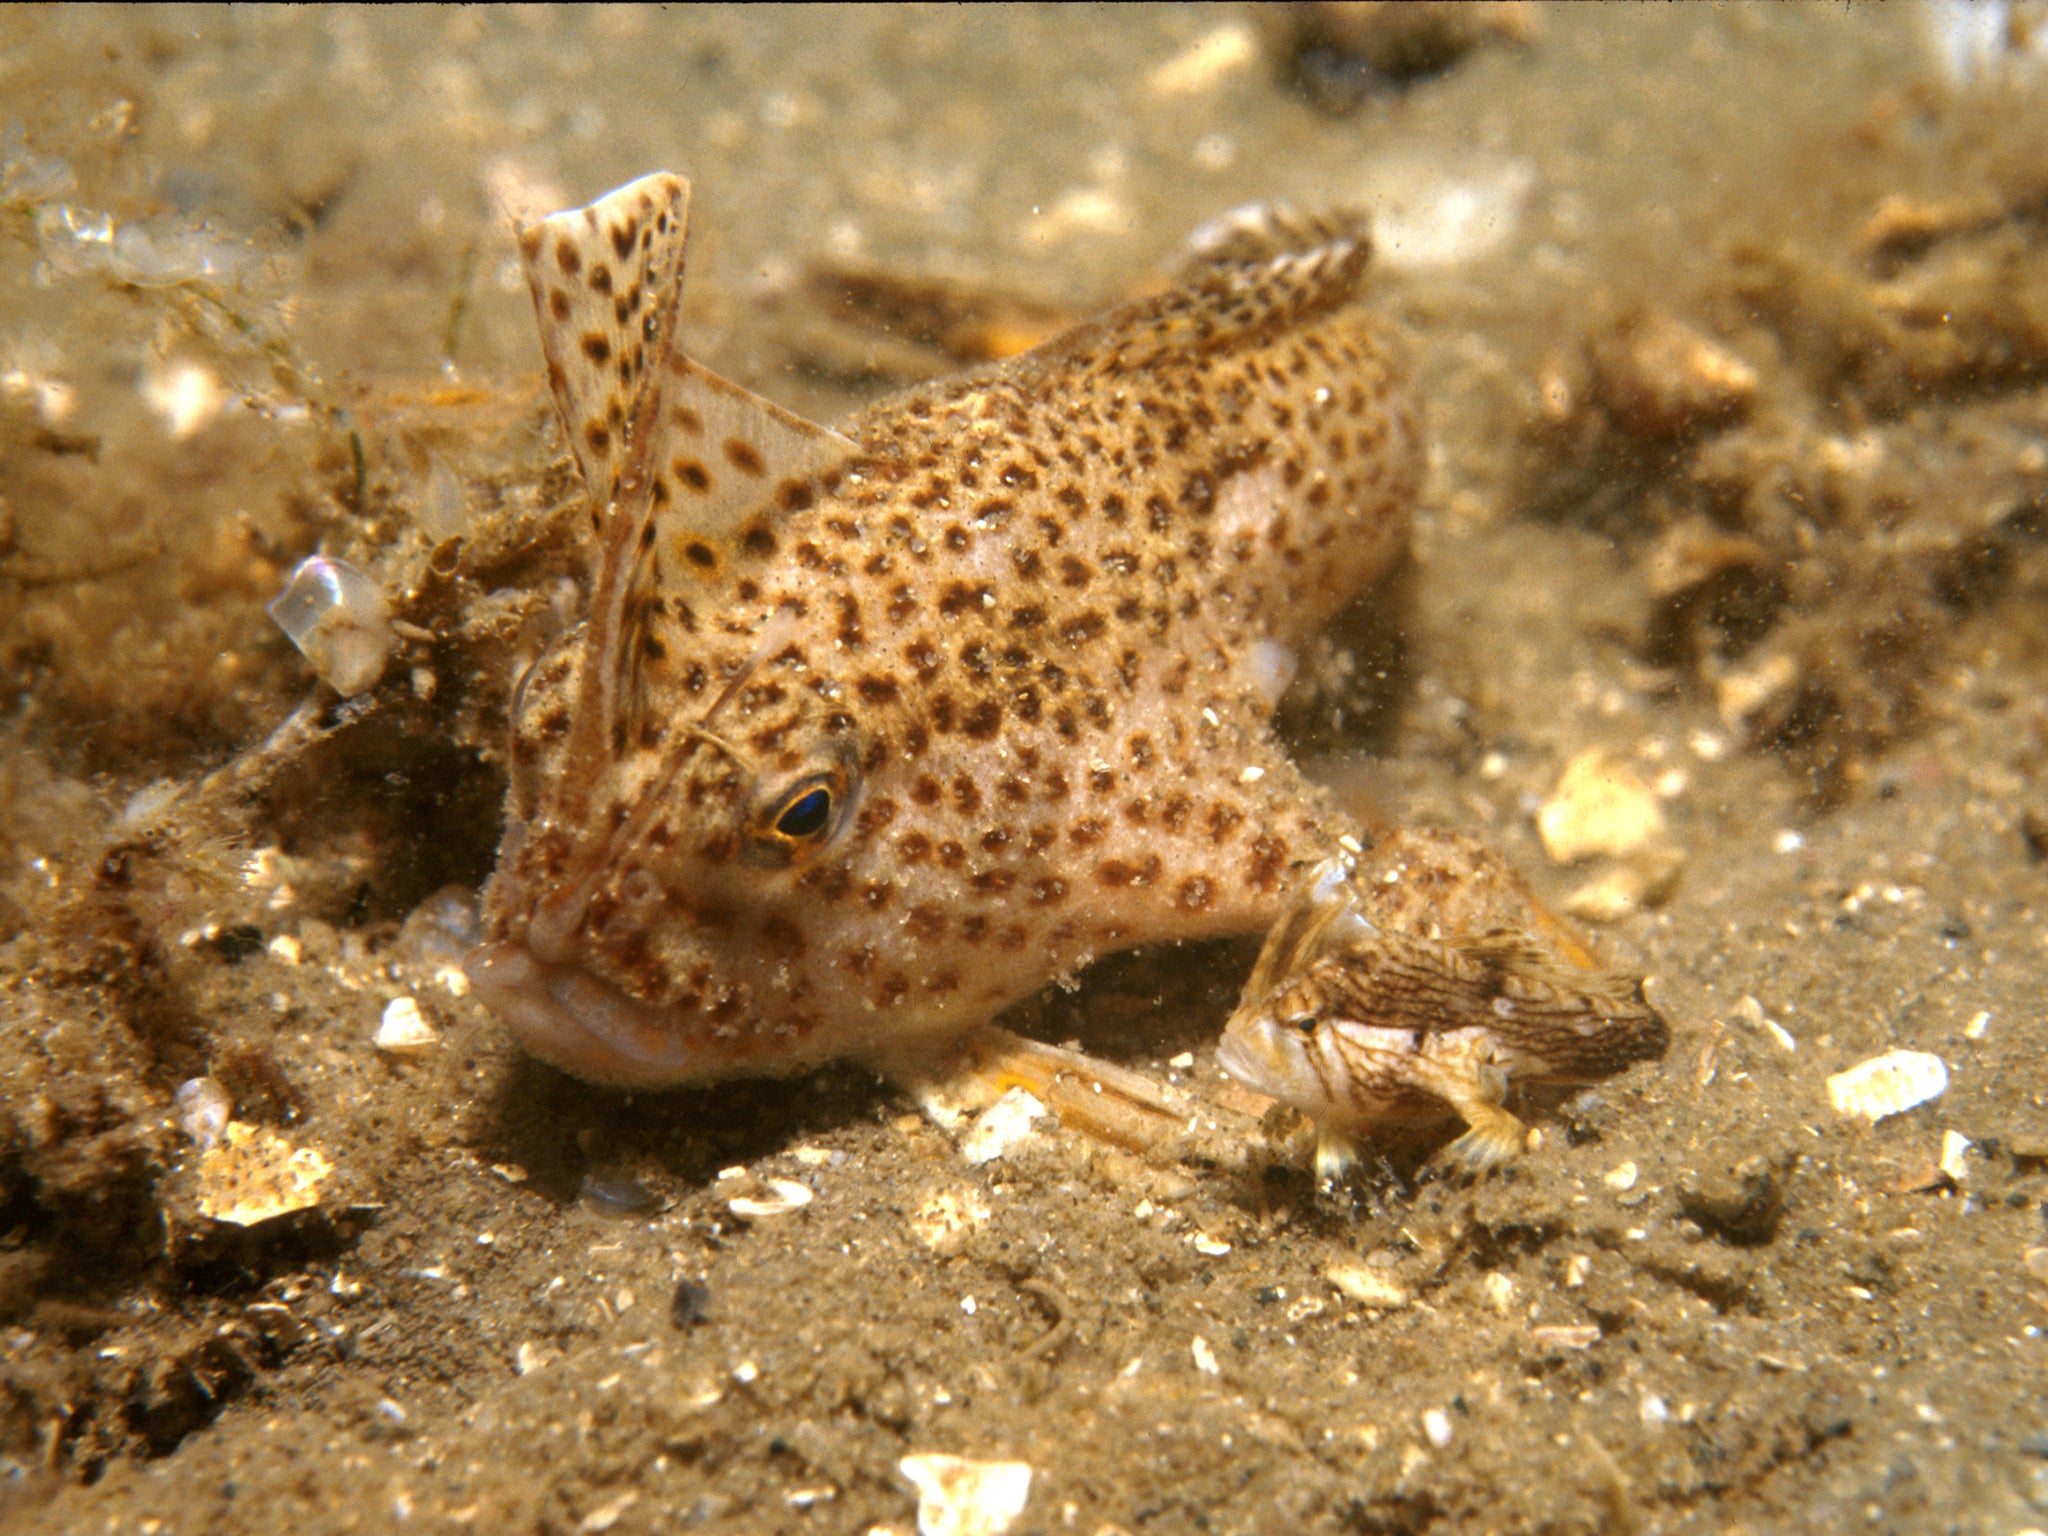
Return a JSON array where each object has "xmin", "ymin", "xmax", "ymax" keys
[{"xmin": 776, "ymin": 787, "xmax": 832, "ymax": 838}]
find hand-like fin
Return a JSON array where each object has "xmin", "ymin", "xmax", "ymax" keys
[{"xmin": 516, "ymin": 172, "xmax": 691, "ymax": 508}]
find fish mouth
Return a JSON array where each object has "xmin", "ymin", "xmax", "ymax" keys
[
  {"xmin": 1214, "ymin": 1018, "xmax": 1313, "ymax": 1108},
  {"xmin": 464, "ymin": 941, "xmax": 704, "ymax": 1088}
]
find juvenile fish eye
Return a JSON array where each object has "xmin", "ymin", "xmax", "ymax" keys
[{"xmin": 774, "ymin": 785, "xmax": 833, "ymax": 839}]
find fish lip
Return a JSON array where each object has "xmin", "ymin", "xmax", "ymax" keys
[
  {"xmin": 1213, "ymin": 1019, "xmax": 1285, "ymax": 1097},
  {"xmin": 463, "ymin": 941, "xmax": 700, "ymax": 1088}
]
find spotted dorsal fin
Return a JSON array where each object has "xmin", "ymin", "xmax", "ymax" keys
[
  {"xmin": 643, "ymin": 355, "xmax": 853, "ymax": 600},
  {"xmin": 517, "ymin": 171, "xmax": 691, "ymax": 507},
  {"xmin": 514, "ymin": 171, "xmax": 857, "ymax": 837}
]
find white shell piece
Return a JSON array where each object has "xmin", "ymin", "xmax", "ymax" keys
[
  {"xmin": 959, "ymin": 1087, "xmax": 1045, "ymax": 1166},
  {"xmin": 268, "ymin": 555, "xmax": 394, "ymax": 697},
  {"xmin": 898, "ymin": 1453, "xmax": 1034, "ymax": 1536},
  {"xmin": 1939, "ymin": 1129, "xmax": 1971, "ymax": 1183},
  {"xmin": 726, "ymin": 1177, "xmax": 814, "ymax": 1219},
  {"xmin": 1826, "ymin": 1049, "xmax": 1949, "ymax": 1123},
  {"xmin": 1324, "ymin": 1261, "xmax": 1410, "ymax": 1309},
  {"xmin": 1537, "ymin": 749, "xmax": 1666, "ymax": 864},
  {"xmin": 375, "ymin": 996, "xmax": 437, "ymax": 1054}
]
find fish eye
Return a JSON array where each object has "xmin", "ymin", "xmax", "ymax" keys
[
  {"xmin": 743, "ymin": 762, "xmax": 856, "ymax": 870},
  {"xmin": 1285, "ymin": 1014, "xmax": 1319, "ymax": 1035},
  {"xmin": 774, "ymin": 785, "xmax": 833, "ymax": 839}
]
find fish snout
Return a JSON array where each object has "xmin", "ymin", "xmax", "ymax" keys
[{"xmin": 464, "ymin": 940, "xmax": 706, "ymax": 1087}]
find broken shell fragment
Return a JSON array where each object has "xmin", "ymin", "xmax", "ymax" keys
[
  {"xmin": 194, "ymin": 1122, "xmax": 332, "ymax": 1226},
  {"xmin": 267, "ymin": 555, "xmax": 394, "ymax": 697},
  {"xmin": 1826, "ymin": 1049, "xmax": 1949, "ymax": 1124},
  {"xmin": 898, "ymin": 1453, "xmax": 1033, "ymax": 1536},
  {"xmin": 1537, "ymin": 750, "xmax": 1666, "ymax": 864},
  {"xmin": 1325, "ymin": 1261, "xmax": 1410, "ymax": 1309},
  {"xmin": 374, "ymin": 995, "xmax": 437, "ymax": 1054},
  {"xmin": 959, "ymin": 1086, "xmax": 1046, "ymax": 1166},
  {"xmin": 725, "ymin": 1176, "xmax": 814, "ymax": 1220}
]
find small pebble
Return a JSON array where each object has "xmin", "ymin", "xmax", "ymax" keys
[
  {"xmin": 1939, "ymin": 1130, "xmax": 1972, "ymax": 1183},
  {"xmin": 669, "ymin": 1277, "xmax": 712, "ymax": 1330},
  {"xmin": 1422, "ymin": 1408, "xmax": 1453, "ymax": 1449},
  {"xmin": 1325, "ymin": 1261, "xmax": 1410, "ymax": 1309},
  {"xmin": 1537, "ymin": 750, "xmax": 1665, "ymax": 864}
]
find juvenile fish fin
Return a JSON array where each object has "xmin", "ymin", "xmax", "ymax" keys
[
  {"xmin": 1239, "ymin": 856, "xmax": 1359, "ymax": 1003},
  {"xmin": 1180, "ymin": 201, "xmax": 1374, "ymax": 273},
  {"xmin": 1406, "ymin": 1055, "xmax": 1531, "ymax": 1173},
  {"xmin": 517, "ymin": 172, "xmax": 692, "ymax": 508}
]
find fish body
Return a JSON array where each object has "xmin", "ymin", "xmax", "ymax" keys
[
  {"xmin": 1215, "ymin": 834, "xmax": 1670, "ymax": 1168},
  {"xmin": 463, "ymin": 173, "xmax": 1664, "ymax": 1148}
]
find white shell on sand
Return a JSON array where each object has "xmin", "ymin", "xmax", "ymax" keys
[{"xmin": 1826, "ymin": 1049, "xmax": 1949, "ymax": 1123}]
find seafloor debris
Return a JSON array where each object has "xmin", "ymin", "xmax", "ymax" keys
[
  {"xmin": 191, "ymin": 1122, "xmax": 332, "ymax": 1227},
  {"xmin": 1826, "ymin": 1049, "xmax": 1950, "ymax": 1124},
  {"xmin": 372, "ymin": 995, "xmax": 437, "ymax": 1054},
  {"xmin": 1537, "ymin": 750, "xmax": 1666, "ymax": 865},
  {"xmin": 897, "ymin": 1453, "xmax": 1034, "ymax": 1536},
  {"xmin": 1583, "ymin": 309, "xmax": 1758, "ymax": 441},
  {"xmin": 722, "ymin": 1173, "xmax": 815, "ymax": 1221},
  {"xmin": 171, "ymin": 1076, "xmax": 233, "ymax": 1148},
  {"xmin": 265, "ymin": 554, "xmax": 394, "ymax": 698},
  {"xmin": 1518, "ymin": 125, "xmax": 2048, "ymax": 798},
  {"xmin": 1325, "ymin": 1259, "xmax": 1410, "ymax": 1309},
  {"xmin": 1536, "ymin": 749, "xmax": 1684, "ymax": 921},
  {"xmin": 1261, "ymin": 2, "xmax": 1540, "ymax": 113},
  {"xmin": 959, "ymin": 1087, "xmax": 1047, "ymax": 1167}
]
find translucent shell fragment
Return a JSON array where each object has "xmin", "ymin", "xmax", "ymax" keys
[{"xmin": 267, "ymin": 555, "xmax": 393, "ymax": 696}]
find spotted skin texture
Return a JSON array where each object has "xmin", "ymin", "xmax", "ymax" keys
[{"xmin": 468, "ymin": 173, "xmax": 1657, "ymax": 1116}]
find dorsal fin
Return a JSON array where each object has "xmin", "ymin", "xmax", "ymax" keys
[
  {"xmin": 1179, "ymin": 201, "xmax": 1373, "ymax": 274},
  {"xmin": 641, "ymin": 354, "xmax": 854, "ymax": 602},
  {"xmin": 514, "ymin": 171, "xmax": 857, "ymax": 838},
  {"xmin": 517, "ymin": 171, "xmax": 691, "ymax": 506}
]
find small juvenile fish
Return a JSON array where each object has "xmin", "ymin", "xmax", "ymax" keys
[
  {"xmin": 463, "ymin": 173, "xmax": 1665, "ymax": 1162},
  {"xmin": 1217, "ymin": 833, "xmax": 1670, "ymax": 1170}
]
